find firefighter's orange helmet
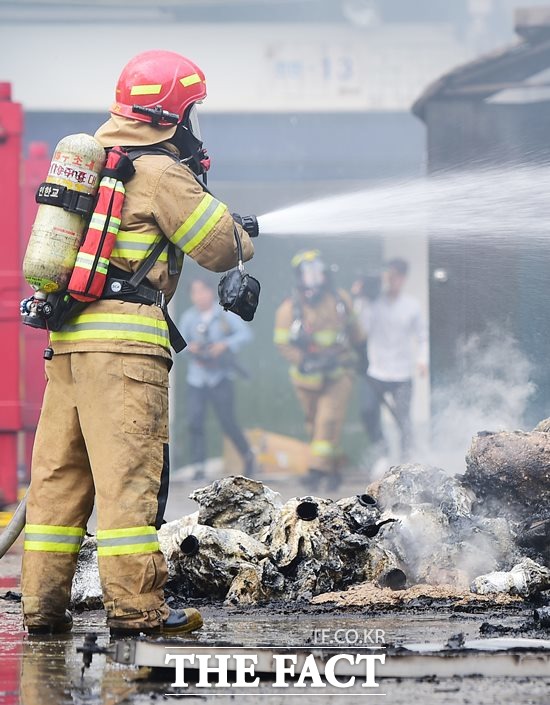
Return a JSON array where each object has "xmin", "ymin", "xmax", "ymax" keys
[{"xmin": 111, "ymin": 50, "xmax": 207, "ymax": 127}]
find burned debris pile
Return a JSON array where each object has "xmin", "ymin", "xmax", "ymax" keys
[
  {"xmin": 465, "ymin": 428, "xmax": 550, "ymax": 521},
  {"xmin": 159, "ymin": 477, "xmax": 401, "ymax": 604},
  {"xmin": 71, "ymin": 424, "xmax": 550, "ymax": 607},
  {"xmin": 465, "ymin": 425, "xmax": 550, "ymax": 569},
  {"xmin": 368, "ymin": 464, "xmax": 517, "ymax": 588}
]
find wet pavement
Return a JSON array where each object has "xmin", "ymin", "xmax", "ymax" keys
[
  {"xmin": 2, "ymin": 475, "xmax": 550, "ymax": 704},
  {"xmin": 3, "ymin": 539, "xmax": 550, "ymax": 704}
]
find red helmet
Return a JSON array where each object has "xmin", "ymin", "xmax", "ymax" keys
[{"xmin": 111, "ymin": 50, "xmax": 207, "ymax": 127}]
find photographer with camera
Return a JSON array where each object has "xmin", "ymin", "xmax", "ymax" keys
[{"xmin": 179, "ymin": 277, "xmax": 256, "ymax": 481}]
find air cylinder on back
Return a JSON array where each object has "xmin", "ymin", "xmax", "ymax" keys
[{"xmin": 22, "ymin": 133, "xmax": 106, "ymax": 294}]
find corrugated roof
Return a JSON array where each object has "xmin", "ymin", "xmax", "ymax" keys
[{"xmin": 413, "ymin": 8, "xmax": 550, "ymax": 121}]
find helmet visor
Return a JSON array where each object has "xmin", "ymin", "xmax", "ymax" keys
[
  {"xmin": 300, "ymin": 260, "xmax": 326, "ymax": 290},
  {"xmin": 188, "ymin": 104, "xmax": 202, "ymax": 140}
]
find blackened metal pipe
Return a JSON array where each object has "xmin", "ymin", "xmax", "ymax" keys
[
  {"xmin": 358, "ymin": 494, "xmax": 377, "ymax": 507},
  {"xmin": 296, "ymin": 501, "xmax": 318, "ymax": 521},
  {"xmin": 180, "ymin": 534, "xmax": 200, "ymax": 557},
  {"xmin": 363, "ymin": 517, "xmax": 396, "ymax": 538},
  {"xmin": 378, "ymin": 568, "xmax": 407, "ymax": 591}
]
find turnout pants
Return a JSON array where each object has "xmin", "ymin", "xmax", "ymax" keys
[
  {"xmin": 294, "ymin": 373, "xmax": 353, "ymax": 473},
  {"xmin": 21, "ymin": 351, "xmax": 171, "ymax": 629}
]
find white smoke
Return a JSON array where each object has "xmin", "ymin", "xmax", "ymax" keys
[{"xmin": 427, "ymin": 328, "xmax": 536, "ymax": 474}]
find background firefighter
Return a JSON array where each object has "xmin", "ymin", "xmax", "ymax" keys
[
  {"xmin": 274, "ymin": 250, "xmax": 366, "ymax": 491},
  {"xmin": 20, "ymin": 50, "xmax": 255, "ymax": 636}
]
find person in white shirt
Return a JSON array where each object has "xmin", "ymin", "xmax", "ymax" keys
[{"xmin": 356, "ymin": 258, "xmax": 428, "ymax": 461}]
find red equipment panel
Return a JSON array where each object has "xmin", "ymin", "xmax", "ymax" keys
[
  {"xmin": 0, "ymin": 83, "xmax": 23, "ymax": 505},
  {"xmin": 21, "ymin": 142, "xmax": 49, "ymax": 481}
]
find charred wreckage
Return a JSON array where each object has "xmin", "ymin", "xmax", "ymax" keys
[{"xmin": 71, "ymin": 419, "xmax": 550, "ymax": 610}]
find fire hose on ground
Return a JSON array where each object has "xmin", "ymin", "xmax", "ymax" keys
[{"xmin": 0, "ymin": 493, "xmax": 27, "ymax": 559}]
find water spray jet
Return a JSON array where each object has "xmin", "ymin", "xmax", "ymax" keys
[{"xmin": 257, "ymin": 167, "xmax": 550, "ymax": 240}]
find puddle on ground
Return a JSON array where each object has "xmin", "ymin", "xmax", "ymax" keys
[
  {"xmin": 1, "ymin": 546, "xmax": 549, "ymax": 704},
  {"xmin": 1, "ymin": 600, "xmax": 549, "ymax": 705}
]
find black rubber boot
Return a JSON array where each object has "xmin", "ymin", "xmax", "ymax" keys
[
  {"xmin": 109, "ymin": 607, "xmax": 203, "ymax": 638},
  {"xmin": 27, "ymin": 610, "xmax": 73, "ymax": 636}
]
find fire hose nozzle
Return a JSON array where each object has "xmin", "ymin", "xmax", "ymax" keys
[
  {"xmin": 233, "ymin": 213, "xmax": 259, "ymax": 238},
  {"xmin": 242, "ymin": 215, "xmax": 259, "ymax": 238}
]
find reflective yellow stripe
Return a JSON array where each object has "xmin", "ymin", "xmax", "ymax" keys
[
  {"xmin": 50, "ymin": 313, "xmax": 170, "ymax": 348},
  {"xmin": 24, "ymin": 541, "xmax": 81, "ymax": 553},
  {"xmin": 274, "ymin": 328, "xmax": 291, "ymax": 344},
  {"xmin": 51, "ymin": 331, "xmax": 168, "ymax": 345},
  {"xmin": 97, "ymin": 542, "xmax": 160, "ymax": 556},
  {"xmin": 112, "ymin": 232, "xmax": 167, "ymax": 261},
  {"xmin": 111, "ymin": 248, "xmax": 169, "ymax": 262},
  {"xmin": 73, "ymin": 252, "xmax": 110, "ymax": 275},
  {"xmin": 184, "ymin": 203, "xmax": 226, "ymax": 254},
  {"xmin": 99, "ymin": 177, "xmax": 125, "ymax": 194},
  {"xmin": 97, "ymin": 526, "xmax": 159, "ymax": 557},
  {"xmin": 313, "ymin": 330, "xmax": 339, "ymax": 346},
  {"xmin": 311, "ymin": 440, "xmax": 336, "ymax": 457},
  {"xmin": 171, "ymin": 194, "xmax": 227, "ymax": 253},
  {"xmin": 172, "ymin": 195, "xmax": 213, "ymax": 244},
  {"xmin": 116, "ymin": 231, "xmax": 159, "ymax": 245},
  {"xmin": 180, "ymin": 73, "xmax": 202, "ymax": 87},
  {"xmin": 97, "ymin": 526, "xmax": 157, "ymax": 539},
  {"xmin": 131, "ymin": 84, "xmax": 162, "ymax": 96},
  {"xmin": 290, "ymin": 366, "xmax": 324, "ymax": 387},
  {"xmin": 24, "ymin": 524, "xmax": 84, "ymax": 553}
]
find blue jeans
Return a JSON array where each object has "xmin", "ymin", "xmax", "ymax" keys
[{"xmin": 186, "ymin": 378, "xmax": 251, "ymax": 466}]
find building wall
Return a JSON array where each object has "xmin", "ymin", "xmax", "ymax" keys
[
  {"xmin": 2, "ymin": 22, "xmax": 472, "ymax": 114},
  {"xmin": 425, "ymin": 99, "xmax": 550, "ymax": 171},
  {"xmin": 424, "ymin": 97, "xmax": 550, "ymax": 426}
]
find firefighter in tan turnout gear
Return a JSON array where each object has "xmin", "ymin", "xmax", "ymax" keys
[
  {"xmin": 274, "ymin": 250, "xmax": 367, "ymax": 491},
  {"xmin": 21, "ymin": 50, "xmax": 254, "ymax": 635}
]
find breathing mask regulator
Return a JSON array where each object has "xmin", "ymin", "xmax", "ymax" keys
[{"xmin": 133, "ymin": 103, "xmax": 211, "ymax": 179}]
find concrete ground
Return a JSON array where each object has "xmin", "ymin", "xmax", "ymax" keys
[{"xmin": 2, "ymin": 470, "xmax": 550, "ymax": 704}]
